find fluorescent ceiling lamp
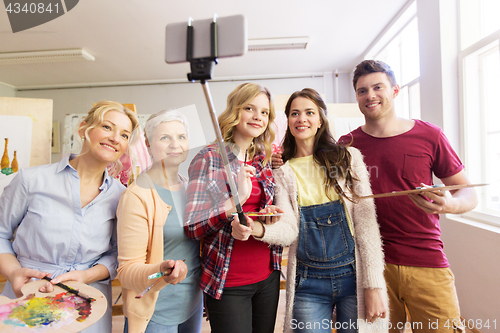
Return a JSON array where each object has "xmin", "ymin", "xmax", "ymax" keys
[
  {"xmin": 0, "ymin": 49, "xmax": 95, "ymax": 65},
  {"xmin": 248, "ymin": 37, "xmax": 309, "ymax": 51}
]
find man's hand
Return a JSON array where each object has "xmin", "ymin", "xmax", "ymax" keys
[
  {"xmin": 408, "ymin": 183, "xmax": 454, "ymax": 214},
  {"xmin": 271, "ymin": 153, "xmax": 283, "ymax": 169},
  {"xmin": 408, "ymin": 171, "xmax": 478, "ymax": 215}
]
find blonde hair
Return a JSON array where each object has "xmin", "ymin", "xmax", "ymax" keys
[
  {"xmin": 218, "ymin": 83, "xmax": 275, "ymax": 165},
  {"xmin": 80, "ymin": 101, "xmax": 140, "ymax": 176}
]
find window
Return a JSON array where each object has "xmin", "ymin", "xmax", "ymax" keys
[
  {"xmin": 363, "ymin": 1, "xmax": 421, "ymax": 120},
  {"xmin": 460, "ymin": 0, "xmax": 500, "ymax": 51},
  {"xmin": 460, "ymin": 0, "xmax": 500, "ymax": 222}
]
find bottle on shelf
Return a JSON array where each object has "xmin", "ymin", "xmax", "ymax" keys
[
  {"xmin": 11, "ymin": 151, "xmax": 18, "ymax": 173},
  {"xmin": 1, "ymin": 138, "xmax": 9, "ymax": 170}
]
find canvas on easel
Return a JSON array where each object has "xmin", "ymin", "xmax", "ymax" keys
[{"xmin": 0, "ymin": 97, "xmax": 52, "ymax": 195}]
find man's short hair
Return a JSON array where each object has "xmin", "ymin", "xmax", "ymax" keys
[{"xmin": 353, "ymin": 60, "xmax": 397, "ymax": 90}]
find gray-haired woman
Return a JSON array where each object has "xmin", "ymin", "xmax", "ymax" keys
[{"xmin": 116, "ymin": 109, "xmax": 202, "ymax": 333}]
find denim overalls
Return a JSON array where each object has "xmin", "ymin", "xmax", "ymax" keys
[{"xmin": 293, "ymin": 200, "xmax": 358, "ymax": 333}]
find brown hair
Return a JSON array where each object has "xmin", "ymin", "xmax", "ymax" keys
[
  {"xmin": 282, "ymin": 88, "xmax": 358, "ymax": 201},
  {"xmin": 218, "ymin": 83, "xmax": 275, "ymax": 165},
  {"xmin": 352, "ymin": 60, "xmax": 397, "ymax": 90}
]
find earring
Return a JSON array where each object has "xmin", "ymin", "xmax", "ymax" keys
[{"xmin": 81, "ymin": 136, "xmax": 85, "ymax": 140}]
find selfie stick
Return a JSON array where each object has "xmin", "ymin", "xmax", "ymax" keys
[{"xmin": 186, "ymin": 15, "xmax": 247, "ymax": 226}]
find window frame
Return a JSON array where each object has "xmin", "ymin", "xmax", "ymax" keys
[
  {"xmin": 458, "ymin": 29, "xmax": 500, "ymax": 225},
  {"xmin": 365, "ymin": 2, "xmax": 421, "ymax": 121}
]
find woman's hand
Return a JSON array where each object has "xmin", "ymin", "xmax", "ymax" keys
[
  {"xmin": 231, "ymin": 215, "xmax": 266, "ymax": 240},
  {"xmin": 38, "ymin": 264, "xmax": 110, "ymax": 293},
  {"xmin": 231, "ymin": 215, "xmax": 255, "ymax": 240},
  {"xmin": 160, "ymin": 260, "xmax": 188, "ymax": 285},
  {"xmin": 8, "ymin": 267, "xmax": 50, "ymax": 297},
  {"xmin": 237, "ymin": 164, "xmax": 256, "ymax": 204},
  {"xmin": 258, "ymin": 205, "xmax": 284, "ymax": 224},
  {"xmin": 364, "ymin": 288, "xmax": 387, "ymax": 323},
  {"xmin": 50, "ymin": 270, "xmax": 89, "ymax": 284},
  {"xmin": 38, "ymin": 269, "xmax": 96, "ymax": 293}
]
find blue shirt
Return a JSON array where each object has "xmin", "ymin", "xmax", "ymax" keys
[
  {"xmin": 151, "ymin": 182, "xmax": 202, "ymax": 325},
  {"xmin": 0, "ymin": 154, "xmax": 124, "ymax": 299}
]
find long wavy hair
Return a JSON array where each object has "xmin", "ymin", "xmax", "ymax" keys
[
  {"xmin": 281, "ymin": 88, "xmax": 358, "ymax": 201},
  {"xmin": 218, "ymin": 83, "xmax": 275, "ymax": 165}
]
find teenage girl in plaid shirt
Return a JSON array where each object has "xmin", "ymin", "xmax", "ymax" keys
[{"xmin": 185, "ymin": 83, "xmax": 299, "ymax": 333}]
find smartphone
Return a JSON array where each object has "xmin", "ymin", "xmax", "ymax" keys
[{"xmin": 165, "ymin": 14, "xmax": 247, "ymax": 64}]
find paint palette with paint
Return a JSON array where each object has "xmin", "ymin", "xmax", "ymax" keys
[
  {"xmin": 0, "ymin": 280, "xmax": 107, "ymax": 332},
  {"xmin": 231, "ymin": 212, "xmax": 284, "ymax": 217}
]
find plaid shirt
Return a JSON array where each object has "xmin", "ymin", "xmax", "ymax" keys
[{"xmin": 184, "ymin": 144, "xmax": 282, "ymax": 299}]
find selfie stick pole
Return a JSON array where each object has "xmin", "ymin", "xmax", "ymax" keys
[{"xmin": 186, "ymin": 15, "xmax": 247, "ymax": 226}]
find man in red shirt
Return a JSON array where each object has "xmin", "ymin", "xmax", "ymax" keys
[{"xmin": 337, "ymin": 60, "xmax": 477, "ymax": 332}]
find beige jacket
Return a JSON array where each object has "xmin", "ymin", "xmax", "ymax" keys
[
  {"xmin": 116, "ymin": 173, "xmax": 174, "ymax": 333},
  {"xmin": 274, "ymin": 147, "xmax": 389, "ymax": 333}
]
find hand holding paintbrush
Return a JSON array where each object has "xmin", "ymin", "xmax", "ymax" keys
[
  {"xmin": 136, "ymin": 259, "xmax": 187, "ymax": 298},
  {"xmin": 41, "ymin": 276, "xmax": 96, "ymax": 303}
]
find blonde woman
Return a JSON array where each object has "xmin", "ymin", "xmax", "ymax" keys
[
  {"xmin": 184, "ymin": 83, "xmax": 297, "ymax": 333},
  {"xmin": 117, "ymin": 110, "xmax": 198, "ymax": 333},
  {"xmin": 0, "ymin": 101, "xmax": 139, "ymax": 332}
]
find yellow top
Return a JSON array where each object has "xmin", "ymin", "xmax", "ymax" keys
[{"xmin": 289, "ymin": 155, "xmax": 353, "ymax": 234}]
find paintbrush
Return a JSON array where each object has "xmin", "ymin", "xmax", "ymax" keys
[
  {"xmin": 147, "ymin": 259, "xmax": 186, "ymax": 279},
  {"xmin": 42, "ymin": 276, "xmax": 95, "ymax": 303},
  {"xmin": 135, "ymin": 277, "xmax": 163, "ymax": 299},
  {"xmin": 136, "ymin": 260, "xmax": 184, "ymax": 299}
]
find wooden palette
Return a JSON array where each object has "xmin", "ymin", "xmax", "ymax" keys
[
  {"xmin": 231, "ymin": 212, "xmax": 283, "ymax": 217},
  {"xmin": 0, "ymin": 280, "xmax": 107, "ymax": 332},
  {"xmin": 359, "ymin": 183, "xmax": 488, "ymax": 199}
]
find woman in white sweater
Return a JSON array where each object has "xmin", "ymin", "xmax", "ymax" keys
[{"xmin": 273, "ymin": 88, "xmax": 388, "ymax": 333}]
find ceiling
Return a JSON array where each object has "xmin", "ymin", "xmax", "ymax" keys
[{"xmin": 0, "ymin": 0, "xmax": 409, "ymax": 89}]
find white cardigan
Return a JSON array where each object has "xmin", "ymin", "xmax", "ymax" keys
[{"xmin": 271, "ymin": 147, "xmax": 389, "ymax": 333}]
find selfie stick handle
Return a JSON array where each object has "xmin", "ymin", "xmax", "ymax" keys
[
  {"xmin": 201, "ymin": 82, "xmax": 247, "ymax": 226},
  {"xmin": 187, "ymin": 15, "xmax": 247, "ymax": 226}
]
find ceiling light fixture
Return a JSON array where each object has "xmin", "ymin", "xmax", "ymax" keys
[
  {"xmin": 0, "ymin": 49, "xmax": 95, "ymax": 65},
  {"xmin": 248, "ymin": 37, "xmax": 309, "ymax": 52}
]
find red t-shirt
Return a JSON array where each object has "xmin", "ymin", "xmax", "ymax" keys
[
  {"xmin": 338, "ymin": 120, "xmax": 464, "ymax": 268},
  {"xmin": 225, "ymin": 163, "xmax": 273, "ymax": 287}
]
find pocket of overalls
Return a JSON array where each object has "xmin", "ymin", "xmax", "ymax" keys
[{"xmin": 303, "ymin": 212, "xmax": 348, "ymax": 262}]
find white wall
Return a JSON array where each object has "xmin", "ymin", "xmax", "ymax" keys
[
  {"xmin": 325, "ymin": 72, "xmax": 356, "ymax": 104},
  {"xmin": 16, "ymin": 76, "xmax": 326, "ymax": 162},
  {"xmin": 440, "ymin": 219, "xmax": 500, "ymax": 329},
  {"xmin": 417, "ymin": 0, "xmax": 500, "ymax": 330},
  {"xmin": 0, "ymin": 82, "xmax": 15, "ymax": 97}
]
